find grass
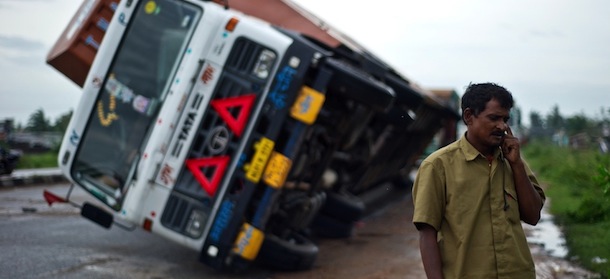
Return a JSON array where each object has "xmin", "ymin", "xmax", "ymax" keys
[
  {"xmin": 523, "ymin": 140, "xmax": 610, "ymax": 277},
  {"xmin": 565, "ymin": 221, "xmax": 610, "ymax": 277},
  {"xmin": 16, "ymin": 151, "xmax": 59, "ymax": 169}
]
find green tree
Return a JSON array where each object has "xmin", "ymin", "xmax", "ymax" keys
[
  {"xmin": 546, "ymin": 105, "xmax": 564, "ymax": 133},
  {"xmin": 53, "ymin": 110, "xmax": 73, "ymax": 134},
  {"xmin": 26, "ymin": 108, "xmax": 51, "ymax": 132},
  {"xmin": 529, "ymin": 111, "xmax": 546, "ymax": 139},
  {"xmin": 565, "ymin": 114, "xmax": 592, "ymax": 136}
]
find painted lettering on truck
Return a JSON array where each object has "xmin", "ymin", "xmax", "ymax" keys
[{"xmin": 209, "ymin": 200, "xmax": 235, "ymax": 242}]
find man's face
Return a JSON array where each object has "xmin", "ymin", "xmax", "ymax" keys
[{"xmin": 465, "ymin": 98, "xmax": 510, "ymax": 152}]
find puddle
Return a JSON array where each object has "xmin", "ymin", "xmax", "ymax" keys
[
  {"xmin": 523, "ymin": 199, "xmax": 602, "ymax": 278},
  {"xmin": 525, "ymin": 206, "xmax": 568, "ymax": 258}
]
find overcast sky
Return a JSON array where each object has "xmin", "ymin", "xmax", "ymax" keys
[{"xmin": 1, "ymin": 0, "xmax": 609, "ymax": 127}]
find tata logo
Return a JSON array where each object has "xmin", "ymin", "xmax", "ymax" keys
[{"xmin": 206, "ymin": 126, "xmax": 230, "ymax": 155}]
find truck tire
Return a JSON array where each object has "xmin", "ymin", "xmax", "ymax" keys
[
  {"xmin": 323, "ymin": 58, "xmax": 394, "ymax": 112},
  {"xmin": 256, "ymin": 232, "xmax": 318, "ymax": 271},
  {"xmin": 319, "ymin": 191, "xmax": 365, "ymax": 222},
  {"xmin": 311, "ymin": 213, "xmax": 355, "ymax": 239}
]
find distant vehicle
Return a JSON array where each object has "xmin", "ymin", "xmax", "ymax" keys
[
  {"xmin": 0, "ymin": 147, "xmax": 21, "ymax": 175},
  {"xmin": 44, "ymin": 0, "xmax": 459, "ymax": 272}
]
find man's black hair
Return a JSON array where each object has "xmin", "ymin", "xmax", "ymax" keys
[{"xmin": 461, "ymin": 82, "xmax": 514, "ymax": 124}]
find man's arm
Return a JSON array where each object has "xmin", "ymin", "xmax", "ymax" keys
[
  {"xmin": 502, "ymin": 125, "xmax": 544, "ymax": 225},
  {"xmin": 416, "ymin": 223, "xmax": 444, "ymax": 279},
  {"xmin": 510, "ymin": 159, "xmax": 544, "ymax": 225}
]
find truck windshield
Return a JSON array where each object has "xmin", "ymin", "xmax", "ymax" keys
[{"xmin": 72, "ymin": 0, "xmax": 201, "ymax": 210}]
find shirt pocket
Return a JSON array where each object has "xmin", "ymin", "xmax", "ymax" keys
[{"xmin": 504, "ymin": 187, "xmax": 520, "ymax": 224}]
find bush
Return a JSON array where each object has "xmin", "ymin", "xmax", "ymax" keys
[
  {"xmin": 523, "ymin": 140, "xmax": 610, "ymax": 276},
  {"xmin": 16, "ymin": 151, "xmax": 59, "ymax": 169}
]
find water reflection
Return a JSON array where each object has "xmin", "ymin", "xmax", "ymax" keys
[{"xmin": 524, "ymin": 200, "xmax": 568, "ymax": 258}]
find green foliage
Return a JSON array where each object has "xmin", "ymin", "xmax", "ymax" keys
[
  {"xmin": 527, "ymin": 105, "xmax": 609, "ymax": 142},
  {"xmin": 524, "ymin": 141, "xmax": 610, "ymax": 222},
  {"xmin": 565, "ymin": 114, "xmax": 594, "ymax": 136},
  {"xmin": 25, "ymin": 108, "xmax": 52, "ymax": 132},
  {"xmin": 571, "ymin": 156, "xmax": 610, "ymax": 223},
  {"xmin": 546, "ymin": 105, "xmax": 564, "ymax": 131},
  {"xmin": 53, "ymin": 110, "xmax": 73, "ymax": 133},
  {"xmin": 529, "ymin": 111, "xmax": 544, "ymax": 129},
  {"xmin": 16, "ymin": 151, "xmax": 59, "ymax": 169},
  {"xmin": 593, "ymin": 159, "xmax": 610, "ymax": 198},
  {"xmin": 564, "ymin": 221, "xmax": 610, "ymax": 278},
  {"xmin": 523, "ymin": 141, "xmax": 610, "ymax": 276}
]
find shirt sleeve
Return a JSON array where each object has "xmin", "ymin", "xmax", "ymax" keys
[
  {"xmin": 412, "ymin": 159, "xmax": 446, "ymax": 231},
  {"xmin": 523, "ymin": 160, "xmax": 546, "ymax": 204}
]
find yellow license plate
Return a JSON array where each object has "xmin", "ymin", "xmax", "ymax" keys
[
  {"xmin": 263, "ymin": 152, "xmax": 292, "ymax": 188},
  {"xmin": 290, "ymin": 86, "xmax": 325, "ymax": 125},
  {"xmin": 245, "ymin": 137, "xmax": 274, "ymax": 183},
  {"xmin": 233, "ymin": 223, "xmax": 264, "ymax": 260}
]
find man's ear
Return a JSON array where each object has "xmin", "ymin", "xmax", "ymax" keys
[{"xmin": 463, "ymin": 108, "xmax": 473, "ymax": 125}]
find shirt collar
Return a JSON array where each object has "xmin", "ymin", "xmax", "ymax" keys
[{"xmin": 459, "ymin": 132, "xmax": 502, "ymax": 162}]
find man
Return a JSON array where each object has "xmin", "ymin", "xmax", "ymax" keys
[{"xmin": 412, "ymin": 82, "xmax": 545, "ymax": 279}]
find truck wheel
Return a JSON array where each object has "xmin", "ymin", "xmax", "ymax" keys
[
  {"xmin": 256, "ymin": 232, "xmax": 318, "ymax": 271},
  {"xmin": 319, "ymin": 191, "xmax": 365, "ymax": 222},
  {"xmin": 323, "ymin": 58, "xmax": 394, "ymax": 111},
  {"xmin": 311, "ymin": 213, "xmax": 355, "ymax": 239}
]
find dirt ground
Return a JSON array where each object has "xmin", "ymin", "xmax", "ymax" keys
[{"xmin": 274, "ymin": 196, "xmax": 601, "ymax": 279}]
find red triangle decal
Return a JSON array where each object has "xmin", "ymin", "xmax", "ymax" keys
[
  {"xmin": 211, "ymin": 94, "xmax": 256, "ymax": 137},
  {"xmin": 186, "ymin": 156, "xmax": 230, "ymax": 196}
]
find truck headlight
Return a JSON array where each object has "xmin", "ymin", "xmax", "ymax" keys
[
  {"xmin": 252, "ymin": 49, "xmax": 276, "ymax": 79},
  {"xmin": 185, "ymin": 209, "xmax": 207, "ymax": 238}
]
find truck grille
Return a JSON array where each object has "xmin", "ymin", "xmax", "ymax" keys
[
  {"xmin": 226, "ymin": 39, "xmax": 266, "ymax": 73},
  {"xmin": 162, "ymin": 38, "xmax": 273, "ymax": 235},
  {"xmin": 161, "ymin": 194, "xmax": 193, "ymax": 230}
]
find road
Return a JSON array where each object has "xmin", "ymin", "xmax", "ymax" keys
[
  {"xmin": 0, "ymin": 182, "xmax": 599, "ymax": 278},
  {"xmin": 0, "ymin": 182, "xmax": 425, "ymax": 279}
]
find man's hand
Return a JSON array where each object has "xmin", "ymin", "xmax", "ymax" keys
[
  {"xmin": 502, "ymin": 125, "xmax": 521, "ymax": 164},
  {"xmin": 502, "ymin": 124, "xmax": 544, "ymax": 225}
]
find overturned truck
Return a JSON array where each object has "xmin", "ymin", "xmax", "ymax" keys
[{"xmin": 45, "ymin": 0, "xmax": 459, "ymax": 271}]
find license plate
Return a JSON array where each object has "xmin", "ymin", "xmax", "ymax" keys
[
  {"xmin": 233, "ymin": 223, "xmax": 264, "ymax": 260},
  {"xmin": 263, "ymin": 152, "xmax": 292, "ymax": 188},
  {"xmin": 290, "ymin": 86, "xmax": 325, "ymax": 125},
  {"xmin": 245, "ymin": 137, "xmax": 274, "ymax": 183}
]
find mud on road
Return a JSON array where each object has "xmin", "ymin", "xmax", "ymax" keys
[{"xmin": 274, "ymin": 196, "xmax": 600, "ymax": 279}]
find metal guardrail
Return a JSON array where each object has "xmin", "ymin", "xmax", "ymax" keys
[{"xmin": 0, "ymin": 168, "xmax": 67, "ymax": 188}]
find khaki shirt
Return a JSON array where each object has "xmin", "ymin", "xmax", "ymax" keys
[{"xmin": 412, "ymin": 136, "xmax": 545, "ymax": 279}]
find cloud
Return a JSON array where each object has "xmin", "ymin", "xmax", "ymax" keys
[
  {"xmin": 0, "ymin": 34, "xmax": 45, "ymax": 51},
  {"xmin": 0, "ymin": 34, "xmax": 47, "ymax": 66}
]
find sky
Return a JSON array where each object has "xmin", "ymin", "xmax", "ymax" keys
[{"xmin": 0, "ymin": 0, "xmax": 609, "ymax": 127}]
